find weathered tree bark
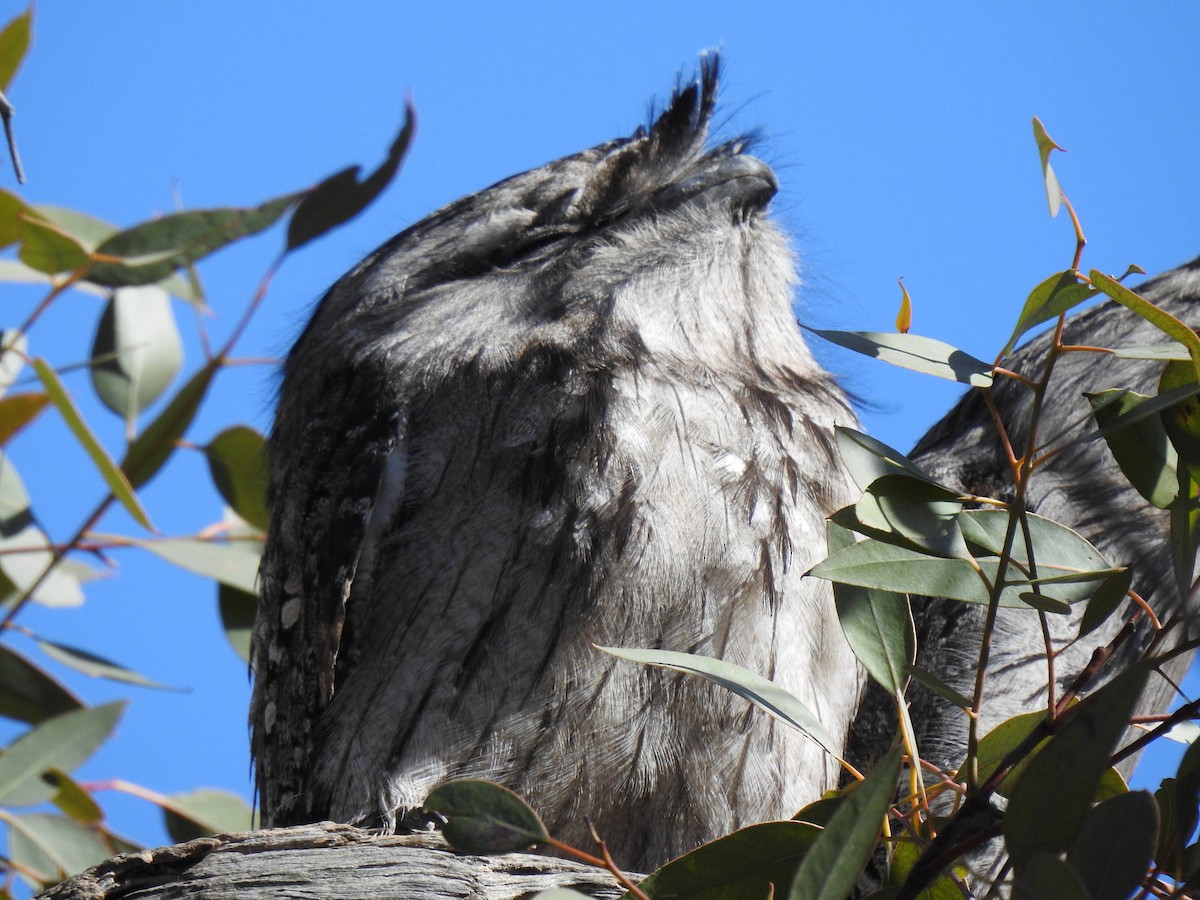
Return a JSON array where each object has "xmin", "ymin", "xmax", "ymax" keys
[{"xmin": 39, "ymin": 824, "xmax": 624, "ymax": 900}]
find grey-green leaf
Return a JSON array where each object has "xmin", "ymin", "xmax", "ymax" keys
[
  {"xmin": 1088, "ymin": 389, "xmax": 1178, "ymax": 509},
  {"xmin": 90, "ymin": 285, "xmax": 184, "ymax": 420},
  {"xmin": 1004, "ymin": 665, "xmax": 1150, "ymax": 869},
  {"xmin": 163, "ymin": 788, "xmax": 255, "ymax": 843},
  {"xmin": 218, "ymin": 583, "xmax": 257, "ymax": 662},
  {"xmin": 0, "ymin": 523, "xmax": 85, "ymax": 607},
  {"xmin": 424, "ymin": 779, "xmax": 548, "ymax": 854},
  {"xmin": 121, "ymin": 359, "xmax": 219, "ymax": 490},
  {"xmin": 1066, "ymin": 790, "xmax": 1157, "ymax": 900},
  {"xmin": 789, "ymin": 747, "xmax": 902, "ymax": 900},
  {"xmin": 134, "ymin": 536, "xmax": 261, "ymax": 595},
  {"xmin": 835, "ymin": 428, "xmax": 938, "ymax": 492},
  {"xmin": 7, "ymin": 812, "xmax": 113, "ymax": 887},
  {"xmin": 599, "ymin": 646, "xmax": 837, "ymax": 755},
  {"xmin": 85, "ymin": 194, "xmax": 302, "ymax": 288},
  {"xmin": 1002, "ymin": 271, "xmax": 1096, "ymax": 358},
  {"xmin": 36, "ymin": 638, "xmax": 172, "ymax": 689},
  {"xmin": 205, "ymin": 426, "xmax": 270, "ymax": 531},
  {"xmin": 807, "ymin": 328, "xmax": 993, "ymax": 387},
  {"xmin": 0, "ymin": 701, "xmax": 124, "ymax": 807},
  {"xmin": 828, "ymin": 522, "xmax": 915, "ymax": 694},
  {"xmin": 855, "ymin": 474, "xmax": 968, "ymax": 559},
  {"xmin": 1078, "ymin": 568, "xmax": 1133, "ymax": 639},
  {"xmin": 633, "ymin": 820, "xmax": 821, "ymax": 900},
  {"xmin": 0, "ymin": 644, "xmax": 84, "ymax": 724}
]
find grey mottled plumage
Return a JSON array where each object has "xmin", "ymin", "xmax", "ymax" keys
[{"xmin": 250, "ymin": 58, "xmax": 863, "ymax": 870}]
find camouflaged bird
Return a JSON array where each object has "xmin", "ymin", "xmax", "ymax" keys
[{"xmin": 250, "ymin": 57, "xmax": 863, "ymax": 870}]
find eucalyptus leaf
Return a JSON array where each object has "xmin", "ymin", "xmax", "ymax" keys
[
  {"xmin": 86, "ymin": 194, "xmax": 302, "ymax": 287},
  {"xmin": 218, "ymin": 583, "xmax": 257, "ymax": 662},
  {"xmin": 424, "ymin": 779, "xmax": 547, "ymax": 854},
  {"xmin": 1032, "ymin": 117, "xmax": 1065, "ymax": 218},
  {"xmin": 0, "ymin": 702, "xmax": 124, "ymax": 807},
  {"xmin": 1088, "ymin": 389, "xmax": 1177, "ymax": 509},
  {"xmin": 0, "ymin": 644, "xmax": 83, "ymax": 724},
  {"xmin": 856, "ymin": 474, "xmax": 968, "ymax": 559},
  {"xmin": 90, "ymin": 285, "xmax": 184, "ymax": 420},
  {"xmin": 828, "ymin": 522, "xmax": 914, "ymax": 694},
  {"xmin": 205, "ymin": 426, "xmax": 270, "ymax": 531},
  {"xmin": 1011, "ymin": 853, "xmax": 1089, "ymax": 900},
  {"xmin": 1078, "ymin": 568, "xmax": 1133, "ymax": 639},
  {"xmin": 600, "ymin": 646, "xmax": 836, "ymax": 755},
  {"xmin": 0, "ymin": 524, "xmax": 85, "ymax": 607},
  {"xmin": 35, "ymin": 638, "xmax": 172, "ymax": 689},
  {"xmin": 43, "ymin": 769, "xmax": 104, "ymax": 825},
  {"xmin": 0, "ymin": 391, "xmax": 49, "ymax": 446},
  {"xmin": 1066, "ymin": 790, "xmax": 1157, "ymax": 900},
  {"xmin": 33, "ymin": 358, "xmax": 152, "ymax": 529},
  {"xmin": 121, "ymin": 359, "xmax": 219, "ymax": 489},
  {"xmin": 807, "ymin": 328, "xmax": 993, "ymax": 387},
  {"xmin": 1002, "ymin": 270, "xmax": 1095, "ymax": 358},
  {"xmin": 1092, "ymin": 269, "xmax": 1200, "ymax": 382},
  {"xmin": 905, "ymin": 663, "xmax": 972, "ymax": 710},
  {"xmin": 1111, "ymin": 343, "xmax": 1191, "ymax": 360},
  {"xmin": 1004, "ymin": 665, "xmax": 1150, "ymax": 869},
  {"xmin": 633, "ymin": 820, "xmax": 820, "ymax": 900},
  {"xmin": 7, "ymin": 812, "xmax": 112, "ymax": 887},
  {"xmin": 163, "ymin": 788, "xmax": 255, "ymax": 843},
  {"xmin": 133, "ymin": 536, "xmax": 261, "ymax": 595},
  {"xmin": 286, "ymin": 102, "xmax": 416, "ymax": 251},
  {"xmin": 0, "ymin": 8, "xmax": 32, "ymax": 92},
  {"xmin": 789, "ymin": 747, "xmax": 902, "ymax": 900},
  {"xmin": 835, "ymin": 427, "xmax": 938, "ymax": 492}
]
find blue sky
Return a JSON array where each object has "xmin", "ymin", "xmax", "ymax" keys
[{"xmin": 2, "ymin": 3, "xmax": 1197, "ymax": 851}]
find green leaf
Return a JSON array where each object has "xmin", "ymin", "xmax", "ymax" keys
[
  {"xmin": 1066, "ymin": 790, "xmax": 1156, "ymax": 900},
  {"xmin": 121, "ymin": 358, "xmax": 219, "ymax": 489},
  {"xmin": 30, "ymin": 205, "xmax": 116, "ymax": 250},
  {"xmin": 134, "ymin": 535, "xmax": 261, "ymax": 595},
  {"xmin": 906, "ymin": 663, "xmax": 972, "ymax": 710},
  {"xmin": 836, "ymin": 428, "xmax": 938, "ymax": 492},
  {"xmin": 633, "ymin": 820, "xmax": 821, "ymax": 900},
  {"xmin": 888, "ymin": 838, "xmax": 963, "ymax": 899},
  {"xmin": 7, "ymin": 812, "xmax": 112, "ymax": 887},
  {"xmin": 90, "ymin": 285, "xmax": 184, "ymax": 420},
  {"xmin": 828, "ymin": 522, "xmax": 914, "ymax": 694},
  {"xmin": 85, "ymin": 195, "xmax": 302, "ymax": 288},
  {"xmin": 287, "ymin": 101, "xmax": 416, "ymax": 251},
  {"xmin": 1002, "ymin": 271, "xmax": 1096, "ymax": 358},
  {"xmin": 806, "ymin": 328, "xmax": 993, "ymax": 387},
  {"xmin": 1032, "ymin": 117, "xmax": 1065, "ymax": 218},
  {"xmin": 1011, "ymin": 853, "xmax": 1089, "ymax": 900},
  {"xmin": 1092, "ymin": 269, "xmax": 1200, "ymax": 383},
  {"xmin": 0, "ymin": 644, "xmax": 83, "ymax": 724},
  {"xmin": 973, "ymin": 710, "xmax": 1045, "ymax": 797},
  {"xmin": 205, "ymin": 426, "xmax": 270, "ymax": 531},
  {"xmin": 0, "ymin": 701, "xmax": 124, "ymax": 807},
  {"xmin": 1159, "ymin": 359, "xmax": 1200, "ymax": 479},
  {"xmin": 1017, "ymin": 592, "xmax": 1071, "ymax": 614},
  {"xmin": 17, "ymin": 215, "xmax": 90, "ymax": 274},
  {"xmin": 1088, "ymin": 389, "xmax": 1178, "ymax": 508},
  {"xmin": 789, "ymin": 747, "xmax": 902, "ymax": 900},
  {"xmin": 424, "ymin": 779, "xmax": 548, "ymax": 854},
  {"xmin": 854, "ymin": 475, "xmax": 968, "ymax": 559},
  {"xmin": 0, "ymin": 391, "xmax": 49, "ymax": 446},
  {"xmin": 1078, "ymin": 568, "xmax": 1133, "ymax": 639},
  {"xmin": 163, "ymin": 788, "xmax": 254, "ymax": 842},
  {"xmin": 33, "ymin": 358, "xmax": 152, "ymax": 529},
  {"xmin": 35, "ymin": 638, "xmax": 172, "ymax": 689},
  {"xmin": 1004, "ymin": 665, "xmax": 1150, "ymax": 869},
  {"xmin": 218, "ymin": 583, "xmax": 257, "ymax": 662},
  {"xmin": 599, "ymin": 646, "xmax": 837, "ymax": 755},
  {"xmin": 0, "ymin": 8, "xmax": 32, "ymax": 92},
  {"xmin": 43, "ymin": 769, "xmax": 103, "ymax": 825}
]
